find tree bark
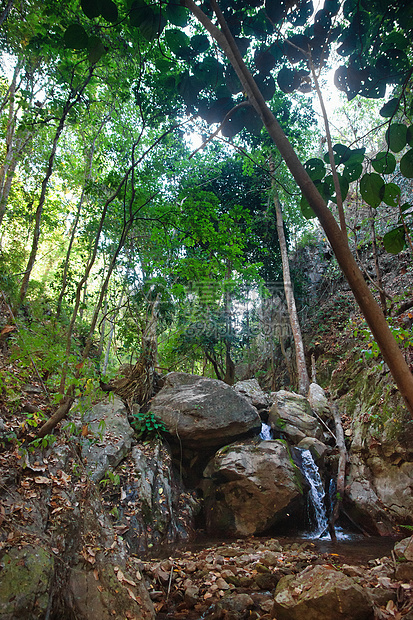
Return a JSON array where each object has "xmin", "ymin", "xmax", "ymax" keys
[
  {"xmin": 270, "ymin": 155, "xmax": 310, "ymax": 395},
  {"xmin": 185, "ymin": 0, "xmax": 413, "ymax": 417},
  {"xmin": 17, "ymin": 69, "xmax": 94, "ymax": 310},
  {"xmin": 55, "ymin": 115, "xmax": 111, "ymax": 323}
]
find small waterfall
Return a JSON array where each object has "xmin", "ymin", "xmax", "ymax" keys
[
  {"xmin": 300, "ymin": 449, "xmax": 329, "ymax": 538},
  {"xmin": 260, "ymin": 423, "xmax": 273, "ymax": 440}
]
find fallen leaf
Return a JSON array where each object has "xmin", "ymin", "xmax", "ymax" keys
[
  {"xmin": 34, "ymin": 476, "xmax": 52, "ymax": 485},
  {"xmin": 126, "ymin": 587, "xmax": 137, "ymax": 601}
]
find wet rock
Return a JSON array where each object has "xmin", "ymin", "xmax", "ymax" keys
[
  {"xmin": 0, "ymin": 546, "xmax": 54, "ymax": 619},
  {"xmin": 268, "ymin": 391, "xmax": 324, "ymax": 445},
  {"xmin": 81, "ymin": 396, "xmax": 134, "ymax": 483},
  {"xmin": 272, "ymin": 565, "xmax": 374, "ymax": 619},
  {"xmin": 203, "ymin": 440, "xmax": 306, "ymax": 536},
  {"xmin": 297, "ymin": 437, "xmax": 330, "ymax": 462},
  {"xmin": 233, "ymin": 379, "xmax": 269, "ymax": 412},
  {"xmin": 150, "ymin": 373, "xmax": 261, "ymax": 449}
]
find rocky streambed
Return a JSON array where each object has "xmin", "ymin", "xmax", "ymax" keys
[{"xmin": 127, "ymin": 535, "xmax": 413, "ymax": 620}]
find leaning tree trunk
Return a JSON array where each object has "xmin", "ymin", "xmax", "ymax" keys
[
  {"xmin": 185, "ymin": 0, "xmax": 413, "ymax": 417},
  {"xmin": 270, "ymin": 155, "xmax": 310, "ymax": 396}
]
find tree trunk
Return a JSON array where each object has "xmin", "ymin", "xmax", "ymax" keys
[
  {"xmin": 17, "ymin": 69, "xmax": 94, "ymax": 310},
  {"xmin": 55, "ymin": 115, "xmax": 111, "ymax": 323},
  {"xmin": 185, "ymin": 0, "xmax": 413, "ymax": 417},
  {"xmin": 270, "ymin": 155, "xmax": 310, "ymax": 395},
  {"xmin": 0, "ymin": 61, "xmax": 33, "ymax": 228}
]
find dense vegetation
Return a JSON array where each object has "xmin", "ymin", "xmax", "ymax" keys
[{"xmin": 1, "ymin": 0, "xmax": 413, "ymax": 435}]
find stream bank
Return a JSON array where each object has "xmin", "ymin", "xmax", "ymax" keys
[{"xmin": 133, "ymin": 535, "xmax": 413, "ymax": 619}]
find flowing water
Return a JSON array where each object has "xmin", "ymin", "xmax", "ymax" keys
[
  {"xmin": 259, "ymin": 422, "xmax": 273, "ymax": 440},
  {"xmin": 300, "ymin": 448, "xmax": 329, "ymax": 538},
  {"xmin": 259, "ymin": 423, "xmax": 341, "ymax": 539}
]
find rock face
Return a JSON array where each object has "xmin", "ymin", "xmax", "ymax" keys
[
  {"xmin": 81, "ymin": 396, "xmax": 135, "ymax": 483},
  {"xmin": 203, "ymin": 439, "xmax": 306, "ymax": 536},
  {"xmin": 269, "ymin": 390, "xmax": 324, "ymax": 444},
  {"xmin": 0, "ymin": 445, "xmax": 155, "ymax": 620},
  {"xmin": 307, "ymin": 383, "xmax": 331, "ymax": 420},
  {"xmin": 344, "ymin": 407, "xmax": 413, "ymax": 535},
  {"xmin": 330, "ymin": 350, "xmax": 413, "ymax": 534},
  {"xmin": 272, "ymin": 565, "xmax": 374, "ymax": 620},
  {"xmin": 233, "ymin": 378, "xmax": 270, "ymax": 412},
  {"xmin": 149, "ymin": 372, "xmax": 261, "ymax": 449},
  {"xmin": 115, "ymin": 441, "xmax": 198, "ymax": 555}
]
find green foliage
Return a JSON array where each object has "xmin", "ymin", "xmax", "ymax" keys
[
  {"xmin": 354, "ymin": 320, "xmax": 413, "ymax": 362},
  {"xmin": 131, "ymin": 411, "xmax": 166, "ymax": 440},
  {"xmin": 100, "ymin": 469, "xmax": 120, "ymax": 487}
]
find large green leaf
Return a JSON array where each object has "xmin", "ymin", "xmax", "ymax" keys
[
  {"xmin": 379, "ymin": 98, "xmax": 399, "ymax": 118},
  {"xmin": 81, "ymin": 0, "xmax": 100, "ymax": 19},
  {"xmin": 343, "ymin": 161, "xmax": 362, "ymax": 182},
  {"xmin": 165, "ymin": 28, "xmax": 190, "ymax": 57},
  {"xmin": 225, "ymin": 66, "xmax": 242, "ymax": 94},
  {"xmin": 193, "ymin": 58, "xmax": 224, "ymax": 87},
  {"xmin": 300, "ymin": 180, "xmax": 329, "ymax": 220},
  {"xmin": 325, "ymin": 174, "xmax": 349, "ymax": 203},
  {"xmin": 130, "ymin": 3, "xmax": 160, "ymax": 41},
  {"xmin": 385, "ymin": 123, "xmax": 407, "ymax": 152},
  {"xmin": 383, "ymin": 226, "xmax": 405, "ymax": 254},
  {"xmin": 100, "ymin": 0, "xmax": 118, "ymax": 23},
  {"xmin": 304, "ymin": 158, "xmax": 325, "ymax": 181},
  {"xmin": 360, "ymin": 172, "xmax": 384, "ymax": 208},
  {"xmin": 64, "ymin": 24, "xmax": 89, "ymax": 50},
  {"xmin": 255, "ymin": 73, "xmax": 275, "ymax": 101},
  {"xmin": 407, "ymin": 126, "xmax": 413, "ymax": 147},
  {"xmin": 254, "ymin": 49, "xmax": 276, "ymax": 74},
  {"xmin": 277, "ymin": 67, "xmax": 300, "ymax": 93},
  {"xmin": 300, "ymin": 195, "xmax": 316, "ymax": 219},
  {"xmin": 87, "ymin": 36, "xmax": 106, "ymax": 64},
  {"xmin": 345, "ymin": 148, "xmax": 366, "ymax": 165},
  {"xmin": 191, "ymin": 34, "xmax": 209, "ymax": 56},
  {"xmin": 221, "ymin": 104, "xmax": 262, "ymax": 138},
  {"xmin": 283, "ymin": 34, "xmax": 310, "ymax": 64},
  {"xmin": 371, "ymin": 151, "xmax": 396, "ymax": 174},
  {"xmin": 400, "ymin": 149, "xmax": 413, "ymax": 178},
  {"xmin": 382, "ymin": 182, "xmax": 401, "ymax": 207},
  {"xmin": 165, "ymin": 1, "xmax": 188, "ymax": 27}
]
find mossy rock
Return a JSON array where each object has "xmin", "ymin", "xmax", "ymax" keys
[{"xmin": 0, "ymin": 546, "xmax": 54, "ymax": 618}]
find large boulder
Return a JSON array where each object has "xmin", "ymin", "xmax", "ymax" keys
[
  {"xmin": 149, "ymin": 372, "xmax": 261, "ymax": 449},
  {"xmin": 272, "ymin": 565, "xmax": 374, "ymax": 620},
  {"xmin": 307, "ymin": 383, "xmax": 332, "ymax": 420},
  {"xmin": 269, "ymin": 390, "xmax": 324, "ymax": 444},
  {"xmin": 81, "ymin": 396, "xmax": 135, "ymax": 483},
  {"xmin": 344, "ymin": 410, "xmax": 413, "ymax": 535},
  {"xmin": 202, "ymin": 439, "xmax": 306, "ymax": 536},
  {"xmin": 233, "ymin": 379, "xmax": 270, "ymax": 412}
]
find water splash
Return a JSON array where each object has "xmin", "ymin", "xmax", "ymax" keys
[
  {"xmin": 260, "ymin": 423, "xmax": 273, "ymax": 441},
  {"xmin": 300, "ymin": 449, "xmax": 329, "ymax": 538}
]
